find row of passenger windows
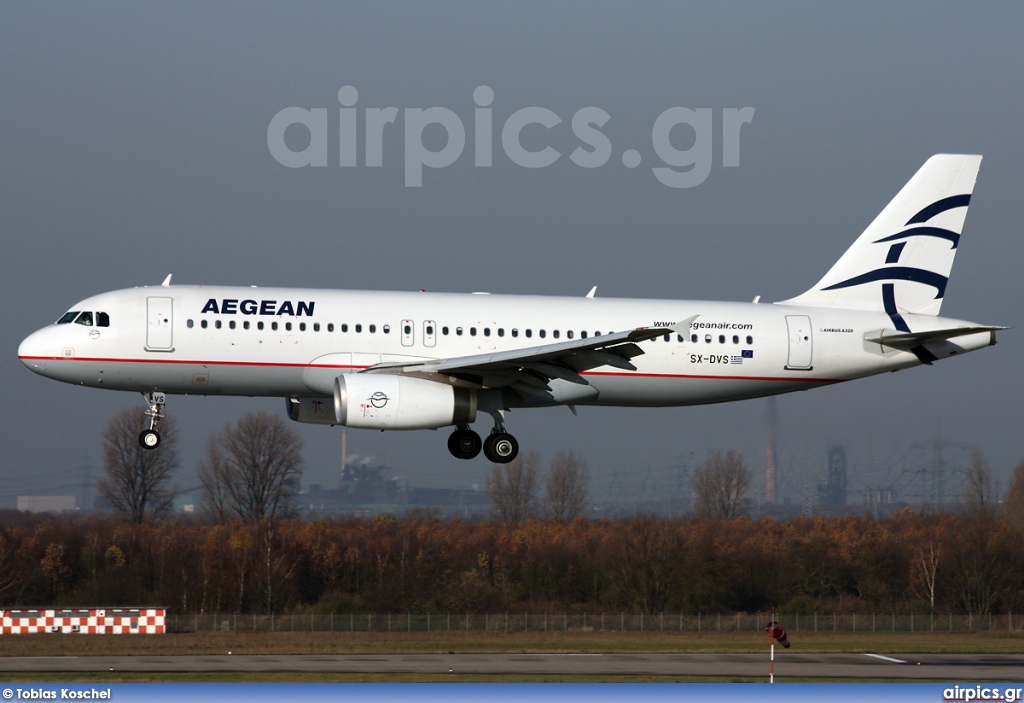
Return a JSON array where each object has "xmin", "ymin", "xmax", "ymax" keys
[{"xmin": 184, "ymin": 319, "xmax": 754, "ymax": 345}]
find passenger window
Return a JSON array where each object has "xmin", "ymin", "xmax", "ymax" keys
[
  {"xmin": 470, "ymin": 327, "xmax": 477, "ymax": 336},
  {"xmin": 664, "ymin": 334, "xmax": 670, "ymax": 342},
  {"xmin": 187, "ymin": 319, "xmax": 194, "ymax": 329},
  {"xmin": 383, "ymin": 325, "xmax": 390, "ymax": 333},
  {"xmin": 96, "ymin": 312, "xmax": 110, "ymax": 327},
  {"xmin": 369, "ymin": 324, "xmax": 376, "ymax": 333},
  {"xmin": 313, "ymin": 323, "xmax": 320, "ymax": 332},
  {"xmin": 328, "ymin": 323, "xmax": 334, "ymax": 332},
  {"xmin": 581, "ymin": 331, "xmax": 587, "ymax": 339},
  {"xmin": 355, "ymin": 324, "xmax": 362, "ymax": 333},
  {"xmin": 427, "ymin": 325, "xmax": 434, "ymax": 335},
  {"xmin": 342, "ymin": 324, "xmax": 348, "ymax": 332},
  {"xmin": 215, "ymin": 320, "xmax": 222, "ymax": 329},
  {"xmin": 75, "ymin": 312, "xmax": 93, "ymax": 326},
  {"xmin": 244, "ymin": 321, "xmax": 250, "ymax": 330},
  {"xmin": 525, "ymin": 329, "xmax": 532, "ymax": 338},
  {"xmin": 746, "ymin": 335, "xmax": 753, "ymax": 344},
  {"xmin": 57, "ymin": 311, "xmax": 79, "ymax": 324},
  {"xmin": 484, "ymin": 328, "xmax": 491, "ymax": 337},
  {"xmin": 229, "ymin": 320, "xmax": 236, "ymax": 330},
  {"xmin": 595, "ymin": 331, "xmax": 601, "ymax": 337},
  {"xmin": 456, "ymin": 327, "xmax": 463, "ymax": 336},
  {"xmin": 272, "ymin": 322, "xmax": 278, "ymax": 331},
  {"xmin": 552, "ymin": 330, "xmax": 560, "ymax": 339},
  {"xmin": 691, "ymin": 334, "xmax": 698, "ymax": 343},
  {"xmin": 677, "ymin": 334, "xmax": 684, "ymax": 343},
  {"xmin": 201, "ymin": 320, "xmax": 208, "ymax": 329},
  {"xmin": 718, "ymin": 334, "xmax": 725, "ymax": 343},
  {"xmin": 705, "ymin": 334, "xmax": 712, "ymax": 343},
  {"xmin": 732, "ymin": 335, "xmax": 739, "ymax": 344},
  {"xmin": 258, "ymin": 321, "xmax": 264, "ymax": 331},
  {"xmin": 285, "ymin": 322, "xmax": 292, "ymax": 331},
  {"xmin": 512, "ymin": 329, "xmax": 518, "ymax": 338},
  {"xmin": 567, "ymin": 330, "xmax": 574, "ymax": 339},
  {"xmin": 299, "ymin": 322, "xmax": 306, "ymax": 331},
  {"xmin": 442, "ymin": 326, "xmax": 449, "ymax": 335},
  {"xmin": 539, "ymin": 330, "xmax": 546, "ymax": 338},
  {"xmin": 404, "ymin": 324, "xmax": 411, "ymax": 334}
]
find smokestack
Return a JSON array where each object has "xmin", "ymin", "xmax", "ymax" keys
[{"xmin": 765, "ymin": 397, "xmax": 777, "ymax": 504}]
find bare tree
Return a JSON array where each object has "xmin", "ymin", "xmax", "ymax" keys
[
  {"xmin": 545, "ymin": 450, "xmax": 590, "ymax": 520},
  {"xmin": 198, "ymin": 412, "xmax": 303, "ymax": 524},
  {"xmin": 910, "ymin": 542, "xmax": 942, "ymax": 610},
  {"xmin": 97, "ymin": 408, "xmax": 178, "ymax": 523},
  {"xmin": 691, "ymin": 450, "xmax": 750, "ymax": 519},
  {"xmin": 487, "ymin": 450, "xmax": 539, "ymax": 522},
  {"xmin": 1004, "ymin": 459, "xmax": 1024, "ymax": 534},
  {"xmin": 964, "ymin": 448, "xmax": 997, "ymax": 512}
]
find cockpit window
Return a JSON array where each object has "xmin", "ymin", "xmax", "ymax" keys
[
  {"xmin": 57, "ymin": 311, "xmax": 79, "ymax": 324},
  {"xmin": 74, "ymin": 312, "xmax": 94, "ymax": 326},
  {"xmin": 96, "ymin": 312, "xmax": 110, "ymax": 327}
]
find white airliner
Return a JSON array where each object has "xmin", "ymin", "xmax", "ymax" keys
[{"xmin": 19, "ymin": 155, "xmax": 1002, "ymax": 463}]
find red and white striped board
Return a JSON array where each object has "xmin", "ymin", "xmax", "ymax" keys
[{"xmin": 0, "ymin": 608, "xmax": 166, "ymax": 634}]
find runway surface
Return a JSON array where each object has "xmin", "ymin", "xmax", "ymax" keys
[{"xmin": 3, "ymin": 653, "xmax": 1023, "ymax": 679}]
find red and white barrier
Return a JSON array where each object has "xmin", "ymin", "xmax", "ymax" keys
[{"xmin": 0, "ymin": 608, "xmax": 165, "ymax": 634}]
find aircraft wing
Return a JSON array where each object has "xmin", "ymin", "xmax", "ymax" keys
[{"xmin": 364, "ymin": 315, "xmax": 698, "ymax": 398}]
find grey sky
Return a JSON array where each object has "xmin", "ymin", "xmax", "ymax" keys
[{"xmin": 2, "ymin": 2, "xmax": 1022, "ymax": 507}]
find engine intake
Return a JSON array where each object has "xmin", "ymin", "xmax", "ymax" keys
[{"xmin": 334, "ymin": 374, "xmax": 476, "ymax": 430}]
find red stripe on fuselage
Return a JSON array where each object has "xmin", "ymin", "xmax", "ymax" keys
[{"xmin": 19, "ymin": 356, "xmax": 845, "ymax": 384}]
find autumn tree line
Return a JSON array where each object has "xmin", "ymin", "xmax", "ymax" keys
[
  {"xmin": 2, "ymin": 408, "xmax": 1022, "ymax": 617},
  {"xmin": 3, "ymin": 510, "xmax": 1024, "ymax": 616}
]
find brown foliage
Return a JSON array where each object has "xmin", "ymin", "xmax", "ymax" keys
[{"xmin": 1, "ymin": 509, "xmax": 1022, "ymax": 616}]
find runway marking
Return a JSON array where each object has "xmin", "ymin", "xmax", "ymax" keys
[{"xmin": 864, "ymin": 653, "xmax": 906, "ymax": 663}]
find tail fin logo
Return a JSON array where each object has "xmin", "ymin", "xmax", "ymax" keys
[{"xmin": 821, "ymin": 194, "xmax": 971, "ymax": 302}]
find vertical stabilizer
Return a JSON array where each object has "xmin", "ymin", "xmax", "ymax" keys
[{"xmin": 778, "ymin": 154, "xmax": 982, "ymax": 318}]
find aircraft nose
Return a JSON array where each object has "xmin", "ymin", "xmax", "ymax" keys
[{"xmin": 18, "ymin": 328, "xmax": 52, "ymax": 374}]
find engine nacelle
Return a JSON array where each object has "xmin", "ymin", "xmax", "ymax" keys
[
  {"xmin": 334, "ymin": 374, "xmax": 477, "ymax": 430},
  {"xmin": 286, "ymin": 397, "xmax": 337, "ymax": 425}
]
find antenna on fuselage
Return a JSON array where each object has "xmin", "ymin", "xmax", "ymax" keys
[
  {"xmin": 586, "ymin": 286, "xmax": 597, "ymax": 299},
  {"xmin": 161, "ymin": 274, "xmax": 173, "ymax": 287}
]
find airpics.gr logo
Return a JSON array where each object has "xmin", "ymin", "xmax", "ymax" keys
[{"xmin": 267, "ymin": 86, "xmax": 755, "ymax": 188}]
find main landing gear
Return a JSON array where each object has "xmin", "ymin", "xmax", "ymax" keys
[
  {"xmin": 138, "ymin": 391, "xmax": 166, "ymax": 449},
  {"xmin": 446, "ymin": 420, "xmax": 519, "ymax": 464}
]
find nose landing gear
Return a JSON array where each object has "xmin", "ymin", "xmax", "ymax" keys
[{"xmin": 138, "ymin": 391, "xmax": 166, "ymax": 449}]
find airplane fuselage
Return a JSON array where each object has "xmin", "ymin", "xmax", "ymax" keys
[
  {"xmin": 18, "ymin": 284, "xmax": 994, "ymax": 408},
  {"xmin": 16, "ymin": 155, "xmax": 999, "ymax": 462}
]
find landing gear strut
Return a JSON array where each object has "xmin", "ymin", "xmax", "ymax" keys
[
  {"xmin": 447, "ymin": 425, "xmax": 482, "ymax": 460},
  {"xmin": 138, "ymin": 391, "xmax": 166, "ymax": 450}
]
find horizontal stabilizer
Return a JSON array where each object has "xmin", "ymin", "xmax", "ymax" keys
[{"xmin": 866, "ymin": 326, "xmax": 1006, "ymax": 346}]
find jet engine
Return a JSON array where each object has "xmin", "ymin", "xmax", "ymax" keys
[{"xmin": 334, "ymin": 373, "xmax": 477, "ymax": 430}]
